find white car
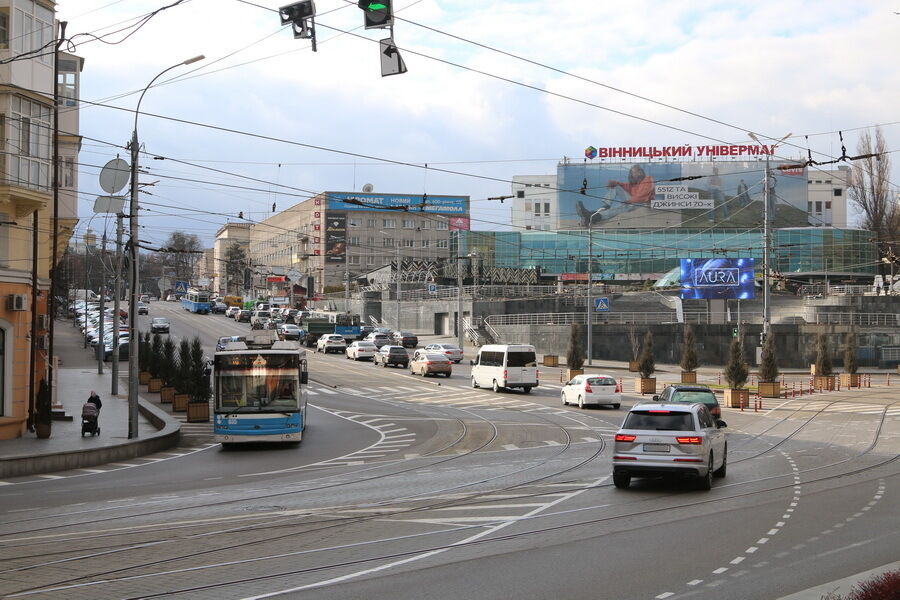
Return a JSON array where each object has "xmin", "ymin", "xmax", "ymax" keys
[
  {"xmin": 418, "ymin": 343, "xmax": 463, "ymax": 363},
  {"xmin": 316, "ymin": 334, "xmax": 346, "ymax": 354},
  {"xmin": 225, "ymin": 306, "xmax": 241, "ymax": 319},
  {"xmin": 561, "ymin": 374, "xmax": 621, "ymax": 409},
  {"xmin": 346, "ymin": 341, "xmax": 377, "ymax": 360}
]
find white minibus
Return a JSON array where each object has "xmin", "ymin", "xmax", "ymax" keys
[{"xmin": 471, "ymin": 344, "xmax": 539, "ymax": 393}]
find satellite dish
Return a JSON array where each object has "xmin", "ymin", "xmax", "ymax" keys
[
  {"xmin": 362, "ymin": 183, "xmax": 374, "ymax": 193},
  {"xmin": 99, "ymin": 158, "xmax": 131, "ymax": 194}
]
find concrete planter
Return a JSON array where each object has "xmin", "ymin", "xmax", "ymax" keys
[
  {"xmin": 566, "ymin": 369, "xmax": 584, "ymax": 381},
  {"xmin": 628, "ymin": 361, "xmax": 640, "ymax": 373},
  {"xmin": 139, "ymin": 372, "xmax": 151, "ymax": 385},
  {"xmin": 680, "ymin": 371, "xmax": 697, "ymax": 384},
  {"xmin": 724, "ymin": 388, "xmax": 750, "ymax": 408},
  {"xmin": 172, "ymin": 393, "xmax": 189, "ymax": 412},
  {"xmin": 148, "ymin": 378, "xmax": 162, "ymax": 393},
  {"xmin": 35, "ymin": 423, "xmax": 52, "ymax": 439},
  {"xmin": 543, "ymin": 355, "xmax": 559, "ymax": 367},
  {"xmin": 814, "ymin": 375, "xmax": 836, "ymax": 391},
  {"xmin": 634, "ymin": 378, "xmax": 656, "ymax": 394},
  {"xmin": 840, "ymin": 373, "xmax": 860, "ymax": 388},
  {"xmin": 187, "ymin": 401, "xmax": 209, "ymax": 422},
  {"xmin": 758, "ymin": 382, "xmax": 781, "ymax": 398},
  {"xmin": 160, "ymin": 387, "xmax": 175, "ymax": 404}
]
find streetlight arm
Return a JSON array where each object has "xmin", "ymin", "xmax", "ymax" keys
[{"xmin": 132, "ymin": 55, "xmax": 205, "ymax": 134}]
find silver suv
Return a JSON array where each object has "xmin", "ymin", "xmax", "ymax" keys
[{"xmin": 612, "ymin": 402, "xmax": 727, "ymax": 491}]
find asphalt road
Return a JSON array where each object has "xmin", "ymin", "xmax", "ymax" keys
[{"xmin": 1, "ymin": 301, "xmax": 898, "ymax": 600}]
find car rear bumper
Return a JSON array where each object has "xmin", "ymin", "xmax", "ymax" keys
[
  {"xmin": 613, "ymin": 464, "xmax": 706, "ymax": 478},
  {"xmin": 585, "ymin": 393, "xmax": 621, "ymax": 405}
]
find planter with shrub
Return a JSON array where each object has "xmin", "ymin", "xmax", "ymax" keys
[
  {"xmin": 724, "ymin": 334, "xmax": 749, "ymax": 408},
  {"xmin": 813, "ymin": 333, "xmax": 835, "ymax": 391},
  {"xmin": 634, "ymin": 331, "xmax": 656, "ymax": 394},
  {"xmin": 758, "ymin": 333, "xmax": 781, "ymax": 398}
]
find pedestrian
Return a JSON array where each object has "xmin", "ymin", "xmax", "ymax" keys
[{"xmin": 87, "ymin": 390, "xmax": 102, "ymax": 411}]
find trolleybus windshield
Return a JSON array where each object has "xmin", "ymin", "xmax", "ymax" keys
[{"xmin": 215, "ymin": 354, "xmax": 300, "ymax": 413}]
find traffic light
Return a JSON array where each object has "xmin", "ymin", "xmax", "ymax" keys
[
  {"xmin": 279, "ymin": 1, "xmax": 317, "ymax": 50},
  {"xmin": 732, "ymin": 327, "xmax": 739, "ymax": 337},
  {"xmin": 358, "ymin": 0, "xmax": 393, "ymax": 29}
]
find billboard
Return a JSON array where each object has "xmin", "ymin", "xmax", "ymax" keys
[
  {"xmin": 558, "ymin": 161, "xmax": 807, "ymax": 230},
  {"xmin": 680, "ymin": 258, "xmax": 755, "ymax": 300},
  {"xmin": 327, "ymin": 192, "xmax": 469, "ymax": 215},
  {"xmin": 324, "ymin": 213, "xmax": 346, "ymax": 264}
]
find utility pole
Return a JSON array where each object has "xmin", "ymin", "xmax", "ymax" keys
[
  {"xmin": 396, "ymin": 242, "xmax": 401, "ymax": 329},
  {"xmin": 585, "ymin": 208, "xmax": 603, "ymax": 366},
  {"xmin": 111, "ymin": 214, "xmax": 123, "ymax": 395},
  {"xmin": 97, "ymin": 231, "xmax": 106, "ymax": 374},
  {"xmin": 457, "ymin": 254, "xmax": 464, "ymax": 349}
]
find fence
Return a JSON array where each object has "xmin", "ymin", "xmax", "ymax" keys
[
  {"xmin": 484, "ymin": 311, "xmax": 762, "ymax": 327},
  {"xmin": 812, "ymin": 313, "xmax": 900, "ymax": 326},
  {"xmin": 799, "ymin": 284, "xmax": 876, "ymax": 297}
]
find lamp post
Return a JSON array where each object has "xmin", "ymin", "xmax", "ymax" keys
[
  {"xmin": 585, "ymin": 208, "xmax": 604, "ymax": 366},
  {"xmin": 748, "ymin": 132, "xmax": 791, "ymax": 340},
  {"xmin": 127, "ymin": 55, "xmax": 204, "ymax": 439}
]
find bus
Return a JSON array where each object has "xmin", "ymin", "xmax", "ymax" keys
[
  {"xmin": 182, "ymin": 288, "xmax": 212, "ymax": 314},
  {"xmin": 213, "ymin": 332, "xmax": 309, "ymax": 446},
  {"xmin": 223, "ymin": 295, "xmax": 244, "ymax": 308},
  {"xmin": 308, "ymin": 311, "xmax": 362, "ymax": 340}
]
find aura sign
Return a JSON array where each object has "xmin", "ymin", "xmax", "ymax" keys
[{"xmin": 680, "ymin": 258, "xmax": 755, "ymax": 300}]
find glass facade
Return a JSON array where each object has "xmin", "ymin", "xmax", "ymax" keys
[{"xmin": 455, "ymin": 228, "xmax": 876, "ymax": 279}]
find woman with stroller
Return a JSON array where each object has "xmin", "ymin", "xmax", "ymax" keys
[{"xmin": 82, "ymin": 391, "xmax": 102, "ymax": 436}]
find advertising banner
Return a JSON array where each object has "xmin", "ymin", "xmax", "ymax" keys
[
  {"xmin": 327, "ymin": 192, "xmax": 469, "ymax": 215},
  {"xmin": 680, "ymin": 258, "xmax": 755, "ymax": 300},
  {"xmin": 324, "ymin": 213, "xmax": 347, "ymax": 264},
  {"xmin": 558, "ymin": 162, "xmax": 807, "ymax": 230},
  {"xmin": 448, "ymin": 216, "xmax": 471, "ymax": 231}
]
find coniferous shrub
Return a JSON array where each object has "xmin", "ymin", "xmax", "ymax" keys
[
  {"xmin": 566, "ymin": 323, "xmax": 584, "ymax": 370},
  {"xmin": 160, "ymin": 338, "xmax": 176, "ymax": 387},
  {"xmin": 680, "ymin": 325, "xmax": 699, "ymax": 372},
  {"xmin": 149, "ymin": 333, "xmax": 163, "ymax": 378},
  {"xmin": 638, "ymin": 331, "xmax": 655, "ymax": 379},
  {"xmin": 177, "ymin": 339, "xmax": 193, "ymax": 396},
  {"xmin": 759, "ymin": 333, "xmax": 779, "ymax": 383},
  {"xmin": 843, "ymin": 328, "xmax": 858, "ymax": 374},
  {"xmin": 190, "ymin": 337, "xmax": 212, "ymax": 404},
  {"xmin": 724, "ymin": 335, "xmax": 748, "ymax": 389},
  {"xmin": 815, "ymin": 333, "xmax": 833, "ymax": 377}
]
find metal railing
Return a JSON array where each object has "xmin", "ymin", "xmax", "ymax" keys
[
  {"xmin": 799, "ymin": 284, "xmax": 877, "ymax": 297},
  {"xmin": 462, "ymin": 317, "xmax": 480, "ymax": 345},
  {"xmin": 483, "ymin": 318, "xmax": 502, "ymax": 344},
  {"xmin": 400, "ymin": 285, "xmax": 573, "ymax": 301},
  {"xmin": 812, "ymin": 313, "xmax": 900, "ymax": 326},
  {"xmin": 484, "ymin": 311, "xmax": 764, "ymax": 327}
]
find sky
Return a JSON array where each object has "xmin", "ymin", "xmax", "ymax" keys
[{"xmin": 58, "ymin": 0, "xmax": 900, "ymax": 248}]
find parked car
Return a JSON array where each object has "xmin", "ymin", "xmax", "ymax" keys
[
  {"xmin": 211, "ymin": 301, "xmax": 228, "ymax": 314},
  {"xmin": 316, "ymin": 334, "xmax": 347, "ymax": 354},
  {"xmin": 561, "ymin": 374, "xmax": 621, "ymax": 409},
  {"xmin": 236, "ymin": 310, "xmax": 251, "ymax": 323},
  {"xmin": 392, "ymin": 331, "xmax": 418, "ymax": 348},
  {"xmin": 374, "ymin": 345, "xmax": 409, "ymax": 368},
  {"xmin": 225, "ymin": 306, "xmax": 241, "ymax": 319},
  {"xmin": 150, "ymin": 317, "xmax": 170, "ymax": 333},
  {"xmin": 359, "ymin": 325, "xmax": 375, "ymax": 337},
  {"xmin": 654, "ymin": 385, "xmax": 721, "ymax": 418},
  {"xmin": 277, "ymin": 323, "xmax": 302, "ymax": 341},
  {"xmin": 346, "ymin": 340, "xmax": 377, "ymax": 361},
  {"xmin": 166, "ymin": 294, "xmax": 177, "ymax": 302},
  {"xmin": 417, "ymin": 343, "xmax": 463, "ymax": 363},
  {"xmin": 216, "ymin": 336, "xmax": 244, "ymax": 352},
  {"xmin": 136, "ymin": 302, "xmax": 149, "ymax": 315},
  {"xmin": 104, "ymin": 340, "xmax": 129, "ymax": 361},
  {"xmin": 410, "ymin": 353, "xmax": 452, "ymax": 377},
  {"xmin": 250, "ymin": 310, "xmax": 272, "ymax": 328},
  {"xmin": 612, "ymin": 402, "xmax": 727, "ymax": 490},
  {"xmin": 365, "ymin": 332, "xmax": 392, "ymax": 349}
]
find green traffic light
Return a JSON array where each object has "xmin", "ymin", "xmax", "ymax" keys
[{"xmin": 365, "ymin": 2, "xmax": 386, "ymax": 9}]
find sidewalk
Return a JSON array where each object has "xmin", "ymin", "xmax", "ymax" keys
[{"xmin": 0, "ymin": 321, "xmax": 181, "ymax": 479}]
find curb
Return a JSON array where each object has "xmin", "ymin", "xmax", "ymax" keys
[{"xmin": 0, "ymin": 399, "xmax": 181, "ymax": 479}]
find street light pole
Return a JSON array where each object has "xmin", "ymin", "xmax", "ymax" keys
[
  {"xmin": 128, "ymin": 55, "xmax": 204, "ymax": 439},
  {"xmin": 585, "ymin": 208, "xmax": 603, "ymax": 366}
]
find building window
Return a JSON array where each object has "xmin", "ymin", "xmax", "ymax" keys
[
  {"xmin": 421, "ymin": 239, "xmax": 430, "ymax": 248},
  {"xmin": 436, "ymin": 239, "xmax": 448, "ymax": 249},
  {"xmin": 815, "ymin": 201, "xmax": 822, "ymax": 213},
  {"xmin": 534, "ymin": 204, "xmax": 541, "ymax": 216},
  {"xmin": 348, "ymin": 255, "xmax": 360, "ymax": 265},
  {"xmin": 808, "ymin": 202, "xmax": 812, "ymax": 213},
  {"xmin": 0, "ymin": 9, "xmax": 8, "ymax": 49},
  {"xmin": 12, "ymin": 2, "xmax": 52, "ymax": 65},
  {"xmin": 366, "ymin": 236, "xmax": 374, "ymax": 247},
  {"xmin": 0, "ymin": 326, "xmax": 4, "ymax": 417},
  {"xmin": 419, "ymin": 221, "xmax": 429, "ymax": 229},
  {"xmin": 402, "ymin": 239, "xmax": 414, "ymax": 248},
  {"xmin": 349, "ymin": 217, "xmax": 359, "ymax": 227},
  {"xmin": 366, "ymin": 255, "xmax": 375, "ymax": 265},
  {"xmin": 58, "ymin": 71, "xmax": 77, "ymax": 107},
  {"xmin": 833, "ymin": 188, "xmax": 842, "ymax": 197},
  {"xmin": 544, "ymin": 202, "xmax": 550, "ymax": 214},
  {"xmin": 367, "ymin": 218, "xmax": 376, "ymax": 227},
  {"xmin": 825, "ymin": 201, "xmax": 832, "ymax": 210},
  {"xmin": 382, "ymin": 237, "xmax": 394, "ymax": 247},
  {"xmin": 10, "ymin": 96, "xmax": 51, "ymax": 191},
  {"xmin": 382, "ymin": 219, "xmax": 396, "ymax": 228},
  {"xmin": 63, "ymin": 156, "xmax": 74, "ymax": 187},
  {"xmin": 516, "ymin": 190, "xmax": 524, "ymax": 198},
  {"xmin": 402, "ymin": 219, "xmax": 414, "ymax": 229},
  {"xmin": 435, "ymin": 221, "xmax": 448, "ymax": 230},
  {"xmin": 524, "ymin": 202, "xmax": 532, "ymax": 213},
  {"xmin": 348, "ymin": 236, "xmax": 359, "ymax": 246}
]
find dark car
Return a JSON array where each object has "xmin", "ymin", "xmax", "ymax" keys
[
  {"xmin": 392, "ymin": 331, "xmax": 418, "ymax": 348},
  {"xmin": 374, "ymin": 345, "xmax": 409, "ymax": 368},
  {"xmin": 150, "ymin": 317, "xmax": 170, "ymax": 333},
  {"xmin": 359, "ymin": 325, "xmax": 375, "ymax": 337},
  {"xmin": 654, "ymin": 384, "xmax": 721, "ymax": 418},
  {"xmin": 211, "ymin": 301, "xmax": 228, "ymax": 314},
  {"xmin": 237, "ymin": 310, "xmax": 251, "ymax": 323},
  {"xmin": 216, "ymin": 336, "xmax": 244, "ymax": 352}
]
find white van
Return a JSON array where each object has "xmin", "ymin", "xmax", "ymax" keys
[{"xmin": 471, "ymin": 344, "xmax": 539, "ymax": 393}]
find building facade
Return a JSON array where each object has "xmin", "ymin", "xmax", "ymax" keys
[
  {"xmin": 212, "ymin": 222, "xmax": 251, "ymax": 295},
  {"xmin": 807, "ymin": 166, "xmax": 851, "ymax": 227},
  {"xmin": 248, "ymin": 191, "xmax": 470, "ymax": 298},
  {"xmin": 511, "ymin": 175, "xmax": 557, "ymax": 231},
  {"xmin": 0, "ymin": 2, "xmax": 82, "ymax": 439}
]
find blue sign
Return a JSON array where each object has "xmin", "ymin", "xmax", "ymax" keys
[
  {"xmin": 594, "ymin": 297, "xmax": 610, "ymax": 311},
  {"xmin": 427, "ymin": 283, "xmax": 438, "ymax": 294},
  {"xmin": 327, "ymin": 192, "xmax": 469, "ymax": 215},
  {"xmin": 174, "ymin": 280, "xmax": 189, "ymax": 294},
  {"xmin": 680, "ymin": 258, "xmax": 755, "ymax": 300}
]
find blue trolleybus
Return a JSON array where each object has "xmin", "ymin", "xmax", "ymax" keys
[
  {"xmin": 182, "ymin": 288, "xmax": 212, "ymax": 314},
  {"xmin": 213, "ymin": 332, "xmax": 308, "ymax": 446}
]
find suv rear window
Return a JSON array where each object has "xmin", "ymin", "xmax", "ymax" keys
[
  {"xmin": 388, "ymin": 347, "xmax": 407, "ymax": 355},
  {"xmin": 623, "ymin": 411, "xmax": 695, "ymax": 431},
  {"xmin": 670, "ymin": 391, "xmax": 718, "ymax": 407},
  {"xmin": 507, "ymin": 351, "xmax": 536, "ymax": 367}
]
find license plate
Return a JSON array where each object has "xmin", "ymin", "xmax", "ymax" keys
[{"xmin": 643, "ymin": 443, "xmax": 669, "ymax": 452}]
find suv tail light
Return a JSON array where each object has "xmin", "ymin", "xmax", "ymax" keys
[
  {"xmin": 615, "ymin": 434, "xmax": 636, "ymax": 442},
  {"xmin": 584, "ymin": 383, "xmax": 593, "ymax": 393},
  {"xmin": 675, "ymin": 436, "xmax": 702, "ymax": 445}
]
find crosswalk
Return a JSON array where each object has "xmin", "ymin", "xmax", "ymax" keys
[{"xmin": 766, "ymin": 399, "xmax": 900, "ymax": 417}]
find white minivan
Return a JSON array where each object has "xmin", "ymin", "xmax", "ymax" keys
[{"xmin": 471, "ymin": 344, "xmax": 539, "ymax": 393}]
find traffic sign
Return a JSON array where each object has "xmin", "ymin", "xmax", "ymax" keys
[
  {"xmin": 427, "ymin": 283, "xmax": 438, "ymax": 295},
  {"xmin": 594, "ymin": 297, "xmax": 610, "ymax": 312},
  {"xmin": 174, "ymin": 280, "xmax": 189, "ymax": 294}
]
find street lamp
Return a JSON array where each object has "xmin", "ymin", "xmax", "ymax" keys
[
  {"xmin": 585, "ymin": 207, "xmax": 604, "ymax": 366},
  {"xmin": 748, "ymin": 131, "xmax": 791, "ymax": 340},
  {"xmin": 127, "ymin": 55, "xmax": 204, "ymax": 439}
]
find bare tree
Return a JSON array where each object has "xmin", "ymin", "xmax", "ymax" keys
[{"xmin": 849, "ymin": 127, "xmax": 897, "ymax": 264}]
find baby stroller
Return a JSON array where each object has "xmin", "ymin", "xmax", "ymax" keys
[{"xmin": 81, "ymin": 402, "xmax": 100, "ymax": 436}]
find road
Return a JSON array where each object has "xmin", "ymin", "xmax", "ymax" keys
[{"xmin": 1, "ymin": 301, "xmax": 898, "ymax": 600}]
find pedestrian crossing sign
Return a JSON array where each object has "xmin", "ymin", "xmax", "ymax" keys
[
  {"xmin": 594, "ymin": 297, "xmax": 610, "ymax": 311},
  {"xmin": 174, "ymin": 280, "xmax": 188, "ymax": 294}
]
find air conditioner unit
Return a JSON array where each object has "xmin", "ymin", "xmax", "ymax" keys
[
  {"xmin": 7, "ymin": 294, "xmax": 27, "ymax": 311},
  {"xmin": 36, "ymin": 334, "xmax": 49, "ymax": 350},
  {"xmin": 37, "ymin": 314, "xmax": 50, "ymax": 329}
]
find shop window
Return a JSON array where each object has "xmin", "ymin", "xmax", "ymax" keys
[{"xmin": 833, "ymin": 189, "xmax": 842, "ymax": 197}]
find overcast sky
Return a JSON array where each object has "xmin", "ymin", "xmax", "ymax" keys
[{"xmin": 59, "ymin": 0, "xmax": 899, "ymax": 248}]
